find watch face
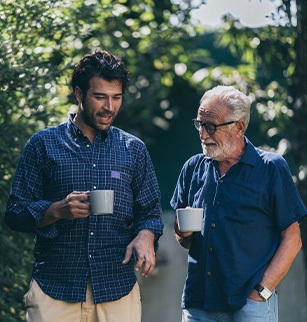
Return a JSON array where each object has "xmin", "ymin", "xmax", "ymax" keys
[{"xmin": 260, "ymin": 288, "xmax": 272, "ymax": 300}]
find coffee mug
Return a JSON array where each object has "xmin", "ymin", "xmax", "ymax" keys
[
  {"xmin": 176, "ymin": 208, "xmax": 203, "ymax": 232},
  {"xmin": 90, "ymin": 190, "xmax": 114, "ymax": 215}
]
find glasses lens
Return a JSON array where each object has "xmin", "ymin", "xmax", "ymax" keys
[
  {"xmin": 205, "ymin": 123, "xmax": 216, "ymax": 134},
  {"xmin": 193, "ymin": 120, "xmax": 201, "ymax": 131},
  {"xmin": 192, "ymin": 120, "xmax": 217, "ymax": 134}
]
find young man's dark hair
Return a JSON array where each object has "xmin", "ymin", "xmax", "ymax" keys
[{"xmin": 71, "ymin": 49, "xmax": 130, "ymax": 95}]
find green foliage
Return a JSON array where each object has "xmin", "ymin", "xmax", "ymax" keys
[
  {"xmin": 209, "ymin": 2, "xmax": 307, "ymax": 207},
  {"xmin": 0, "ymin": 228, "xmax": 33, "ymax": 322},
  {"xmin": 212, "ymin": 13, "xmax": 299, "ymax": 168},
  {"xmin": 1, "ymin": 3, "xmax": 77, "ymax": 317}
]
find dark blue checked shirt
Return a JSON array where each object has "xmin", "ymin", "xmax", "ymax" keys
[
  {"xmin": 171, "ymin": 137, "xmax": 306, "ymax": 312},
  {"xmin": 5, "ymin": 114, "xmax": 163, "ymax": 304}
]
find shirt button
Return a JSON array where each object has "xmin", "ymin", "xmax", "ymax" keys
[
  {"xmin": 90, "ymin": 232, "xmax": 94, "ymax": 236},
  {"xmin": 207, "ymin": 272, "xmax": 212, "ymax": 276},
  {"xmin": 93, "ymin": 164, "xmax": 96, "ymax": 167},
  {"xmin": 211, "ymin": 223, "xmax": 216, "ymax": 228},
  {"xmin": 89, "ymin": 255, "xmax": 92, "ymax": 258},
  {"xmin": 214, "ymin": 201, "xmax": 220, "ymax": 206},
  {"xmin": 93, "ymin": 186, "xmax": 97, "ymax": 190},
  {"xmin": 219, "ymin": 179, "xmax": 224, "ymax": 183},
  {"xmin": 86, "ymin": 144, "xmax": 90, "ymax": 148},
  {"xmin": 208, "ymin": 247, "xmax": 213, "ymax": 252}
]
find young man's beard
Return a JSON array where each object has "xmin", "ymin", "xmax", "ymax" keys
[{"xmin": 80, "ymin": 99, "xmax": 114, "ymax": 132}]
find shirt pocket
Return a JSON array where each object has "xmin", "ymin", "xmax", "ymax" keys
[
  {"xmin": 225, "ymin": 188, "xmax": 262, "ymax": 225},
  {"xmin": 105, "ymin": 170, "xmax": 134, "ymax": 216}
]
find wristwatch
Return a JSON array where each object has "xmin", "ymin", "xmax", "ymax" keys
[{"xmin": 254, "ymin": 284, "xmax": 272, "ymax": 301}]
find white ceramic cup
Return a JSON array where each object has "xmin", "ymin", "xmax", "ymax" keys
[
  {"xmin": 90, "ymin": 190, "xmax": 114, "ymax": 215},
  {"xmin": 176, "ymin": 208, "xmax": 203, "ymax": 232}
]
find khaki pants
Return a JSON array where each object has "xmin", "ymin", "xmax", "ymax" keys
[{"xmin": 24, "ymin": 279, "xmax": 141, "ymax": 322}]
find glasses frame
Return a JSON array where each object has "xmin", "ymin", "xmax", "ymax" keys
[{"xmin": 192, "ymin": 118, "xmax": 238, "ymax": 134}]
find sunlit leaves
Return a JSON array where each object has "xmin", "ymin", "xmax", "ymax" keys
[{"xmin": 212, "ymin": 9, "xmax": 302, "ymax": 158}]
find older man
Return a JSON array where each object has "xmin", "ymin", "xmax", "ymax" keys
[{"xmin": 171, "ymin": 85, "xmax": 306, "ymax": 322}]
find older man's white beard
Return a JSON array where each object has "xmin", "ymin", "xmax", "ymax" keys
[{"xmin": 202, "ymin": 140, "xmax": 235, "ymax": 161}]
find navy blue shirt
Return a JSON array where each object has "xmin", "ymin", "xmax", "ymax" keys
[
  {"xmin": 171, "ymin": 137, "xmax": 306, "ymax": 311},
  {"xmin": 5, "ymin": 114, "xmax": 163, "ymax": 304}
]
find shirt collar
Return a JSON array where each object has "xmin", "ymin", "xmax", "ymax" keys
[
  {"xmin": 208, "ymin": 136, "xmax": 259, "ymax": 168},
  {"xmin": 67, "ymin": 113, "xmax": 108, "ymax": 141},
  {"xmin": 239, "ymin": 136, "xmax": 259, "ymax": 167}
]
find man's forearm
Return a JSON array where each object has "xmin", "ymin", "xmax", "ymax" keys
[{"xmin": 259, "ymin": 222, "xmax": 302, "ymax": 291}]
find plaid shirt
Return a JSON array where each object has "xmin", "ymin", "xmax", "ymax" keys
[{"xmin": 5, "ymin": 114, "xmax": 163, "ymax": 304}]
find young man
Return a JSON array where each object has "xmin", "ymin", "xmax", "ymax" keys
[
  {"xmin": 5, "ymin": 50, "xmax": 163, "ymax": 322},
  {"xmin": 171, "ymin": 85, "xmax": 306, "ymax": 322}
]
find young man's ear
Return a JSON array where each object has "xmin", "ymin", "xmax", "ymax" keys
[{"xmin": 74, "ymin": 86, "xmax": 83, "ymax": 104}]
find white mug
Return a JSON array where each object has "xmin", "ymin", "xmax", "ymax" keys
[
  {"xmin": 90, "ymin": 190, "xmax": 114, "ymax": 215},
  {"xmin": 176, "ymin": 208, "xmax": 203, "ymax": 232}
]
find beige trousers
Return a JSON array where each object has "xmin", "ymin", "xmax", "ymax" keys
[{"xmin": 24, "ymin": 279, "xmax": 141, "ymax": 322}]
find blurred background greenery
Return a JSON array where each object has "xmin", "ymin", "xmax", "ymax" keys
[{"xmin": 1, "ymin": 0, "xmax": 307, "ymax": 320}]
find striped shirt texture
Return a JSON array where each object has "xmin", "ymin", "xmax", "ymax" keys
[{"xmin": 5, "ymin": 114, "xmax": 163, "ymax": 304}]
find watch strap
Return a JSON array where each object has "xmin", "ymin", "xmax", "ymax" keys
[{"xmin": 254, "ymin": 283, "xmax": 264, "ymax": 292}]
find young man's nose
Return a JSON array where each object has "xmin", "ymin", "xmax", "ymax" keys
[{"xmin": 104, "ymin": 98, "xmax": 114, "ymax": 111}]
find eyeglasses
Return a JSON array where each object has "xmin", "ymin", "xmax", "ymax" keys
[{"xmin": 192, "ymin": 118, "xmax": 237, "ymax": 134}]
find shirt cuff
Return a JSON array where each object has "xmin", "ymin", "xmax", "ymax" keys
[{"xmin": 28, "ymin": 200, "xmax": 59, "ymax": 239}]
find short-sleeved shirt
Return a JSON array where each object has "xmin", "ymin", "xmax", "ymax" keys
[
  {"xmin": 170, "ymin": 137, "xmax": 306, "ymax": 311},
  {"xmin": 5, "ymin": 114, "xmax": 163, "ymax": 304}
]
